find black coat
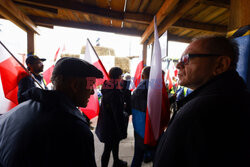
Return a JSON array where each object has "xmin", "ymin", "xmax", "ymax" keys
[
  {"xmin": 95, "ymin": 80, "xmax": 127, "ymax": 143},
  {"xmin": 0, "ymin": 88, "xmax": 96, "ymax": 167},
  {"xmin": 18, "ymin": 75, "xmax": 48, "ymax": 103},
  {"xmin": 154, "ymin": 70, "xmax": 250, "ymax": 167}
]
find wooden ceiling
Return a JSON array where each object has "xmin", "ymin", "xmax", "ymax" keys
[{"xmin": 0, "ymin": 0, "xmax": 230, "ymax": 44}]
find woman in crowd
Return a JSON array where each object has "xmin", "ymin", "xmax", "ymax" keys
[{"xmin": 95, "ymin": 67, "xmax": 128, "ymax": 167}]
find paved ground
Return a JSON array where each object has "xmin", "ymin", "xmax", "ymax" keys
[{"xmin": 91, "ymin": 116, "xmax": 153, "ymax": 167}]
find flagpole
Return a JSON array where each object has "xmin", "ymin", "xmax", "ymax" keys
[
  {"xmin": 86, "ymin": 38, "xmax": 109, "ymax": 78},
  {"xmin": 0, "ymin": 41, "xmax": 44, "ymax": 89}
]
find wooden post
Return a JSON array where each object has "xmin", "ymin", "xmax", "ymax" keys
[
  {"xmin": 142, "ymin": 42, "xmax": 147, "ymax": 66},
  {"xmin": 27, "ymin": 29, "xmax": 34, "ymax": 54},
  {"xmin": 228, "ymin": 0, "xmax": 250, "ymax": 31}
]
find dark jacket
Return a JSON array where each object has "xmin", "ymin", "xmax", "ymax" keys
[
  {"xmin": 18, "ymin": 75, "xmax": 48, "ymax": 103},
  {"xmin": 131, "ymin": 80, "xmax": 148, "ymax": 149},
  {"xmin": 95, "ymin": 80, "xmax": 127, "ymax": 143},
  {"xmin": 154, "ymin": 70, "xmax": 250, "ymax": 167},
  {"xmin": 0, "ymin": 88, "xmax": 96, "ymax": 167}
]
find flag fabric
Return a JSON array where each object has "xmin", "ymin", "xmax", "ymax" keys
[
  {"xmin": 133, "ymin": 60, "xmax": 144, "ymax": 88},
  {"xmin": 0, "ymin": 77, "xmax": 16, "ymax": 114},
  {"xmin": 79, "ymin": 39, "xmax": 109, "ymax": 119},
  {"xmin": 43, "ymin": 46, "xmax": 65, "ymax": 85},
  {"xmin": 166, "ymin": 69, "xmax": 173, "ymax": 90},
  {"xmin": 166, "ymin": 60, "xmax": 178, "ymax": 90},
  {"xmin": 80, "ymin": 89, "xmax": 100, "ymax": 119},
  {"xmin": 84, "ymin": 39, "xmax": 109, "ymax": 85},
  {"xmin": 144, "ymin": 17, "xmax": 170, "ymax": 146},
  {"xmin": 0, "ymin": 42, "xmax": 28, "ymax": 105},
  {"xmin": 43, "ymin": 65, "xmax": 54, "ymax": 85}
]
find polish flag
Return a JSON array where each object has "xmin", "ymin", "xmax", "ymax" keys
[
  {"xmin": 166, "ymin": 60, "xmax": 178, "ymax": 90},
  {"xmin": 79, "ymin": 39, "xmax": 109, "ymax": 119},
  {"xmin": 144, "ymin": 17, "xmax": 170, "ymax": 146},
  {"xmin": 0, "ymin": 41, "xmax": 28, "ymax": 105},
  {"xmin": 0, "ymin": 77, "xmax": 16, "ymax": 114},
  {"xmin": 43, "ymin": 45, "xmax": 65, "ymax": 85},
  {"xmin": 166, "ymin": 69, "xmax": 173, "ymax": 90},
  {"xmin": 84, "ymin": 39, "xmax": 109, "ymax": 85},
  {"xmin": 133, "ymin": 60, "xmax": 144, "ymax": 88}
]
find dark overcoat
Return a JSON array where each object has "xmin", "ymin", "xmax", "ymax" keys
[
  {"xmin": 95, "ymin": 80, "xmax": 127, "ymax": 143},
  {"xmin": 154, "ymin": 70, "xmax": 250, "ymax": 167},
  {"xmin": 0, "ymin": 88, "xmax": 96, "ymax": 167}
]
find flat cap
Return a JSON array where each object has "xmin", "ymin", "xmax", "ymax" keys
[
  {"xmin": 26, "ymin": 55, "xmax": 46, "ymax": 65},
  {"xmin": 52, "ymin": 57, "xmax": 103, "ymax": 78}
]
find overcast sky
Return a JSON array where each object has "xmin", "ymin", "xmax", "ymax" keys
[{"xmin": 0, "ymin": 18, "xmax": 188, "ymax": 72}]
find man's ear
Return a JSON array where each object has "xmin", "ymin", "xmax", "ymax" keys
[{"xmin": 213, "ymin": 56, "xmax": 231, "ymax": 76}]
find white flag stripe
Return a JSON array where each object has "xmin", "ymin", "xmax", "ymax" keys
[
  {"xmin": 0, "ymin": 43, "xmax": 11, "ymax": 62},
  {"xmin": 85, "ymin": 40, "xmax": 99, "ymax": 63},
  {"xmin": 147, "ymin": 17, "xmax": 163, "ymax": 140}
]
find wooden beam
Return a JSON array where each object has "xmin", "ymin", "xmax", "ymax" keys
[
  {"xmin": 14, "ymin": 0, "xmax": 153, "ymax": 25},
  {"xmin": 172, "ymin": 19, "xmax": 227, "ymax": 33},
  {"xmin": 167, "ymin": 33, "xmax": 191, "ymax": 43},
  {"xmin": 141, "ymin": 0, "xmax": 180, "ymax": 44},
  {"xmin": 200, "ymin": 0, "xmax": 230, "ymax": 9},
  {"xmin": 36, "ymin": 23, "xmax": 54, "ymax": 29},
  {"xmin": 142, "ymin": 43, "xmax": 147, "ymax": 65},
  {"xmin": 13, "ymin": 1, "xmax": 58, "ymax": 14},
  {"xmin": 29, "ymin": 16, "xmax": 143, "ymax": 36},
  {"xmin": 0, "ymin": 0, "xmax": 39, "ymax": 34},
  {"xmin": 228, "ymin": 0, "xmax": 250, "ymax": 31},
  {"xmin": 146, "ymin": 0, "xmax": 200, "ymax": 44},
  {"xmin": 27, "ymin": 29, "xmax": 34, "ymax": 54}
]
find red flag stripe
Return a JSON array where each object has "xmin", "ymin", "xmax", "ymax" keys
[
  {"xmin": 133, "ymin": 60, "xmax": 144, "ymax": 88},
  {"xmin": 0, "ymin": 56, "xmax": 28, "ymax": 104}
]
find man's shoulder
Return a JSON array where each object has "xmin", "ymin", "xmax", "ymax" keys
[{"xmin": 19, "ymin": 75, "xmax": 32, "ymax": 82}]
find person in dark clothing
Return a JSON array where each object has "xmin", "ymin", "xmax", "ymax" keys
[
  {"xmin": 131, "ymin": 66, "xmax": 152, "ymax": 167},
  {"xmin": 95, "ymin": 67, "xmax": 128, "ymax": 167},
  {"xmin": 18, "ymin": 55, "xmax": 48, "ymax": 103},
  {"xmin": 0, "ymin": 57, "xmax": 103, "ymax": 167},
  {"xmin": 154, "ymin": 36, "xmax": 250, "ymax": 167},
  {"xmin": 121, "ymin": 73, "xmax": 132, "ymax": 131}
]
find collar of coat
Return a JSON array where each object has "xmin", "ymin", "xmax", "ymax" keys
[
  {"xmin": 24, "ymin": 87, "xmax": 88, "ymax": 124},
  {"xmin": 176, "ymin": 70, "xmax": 247, "ymax": 111}
]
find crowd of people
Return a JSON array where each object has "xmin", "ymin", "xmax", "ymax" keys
[{"xmin": 0, "ymin": 36, "xmax": 250, "ymax": 167}]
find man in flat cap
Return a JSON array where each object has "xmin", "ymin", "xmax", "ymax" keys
[
  {"xmin": 18, "ymin": 55, "xmax": 48, "ymax": 103},
  {"xmin": 0, "ymin": 57, "xmax": 103, "ymax": 167}
]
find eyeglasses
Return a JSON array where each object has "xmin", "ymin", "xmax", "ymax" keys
[{"xmin": 178, "ymin": 54, "xmax": 219, "ymax": 66}]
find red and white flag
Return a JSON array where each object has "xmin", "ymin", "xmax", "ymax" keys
[
  {"xmin": 0, "ymin": 41, "xmax": 28, "ymax": 106},
  {"xmin": 43, "ymin": 45, "xmax": 66, "ymax": 85},
  {"xmin": 0, "ymin": 75, "xmax": 16, "ymax": 114},
  {"xmin": 166, "ymin": 60, "xmax": 178, "ymax": 90},
  {"xmin": 144, "ymin": 17, "xmax": 170, "ymax": 146},
  {"xmin": 133, "ymin": 60, "xmax": 144, "ymax": 89},
  {"xmin": 84, "ymin": 39, "xmax": 109, "ymax": 85},
  {"xmin": 79, "ymin": 39, "xmax": 109, "ymax": 119}
]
